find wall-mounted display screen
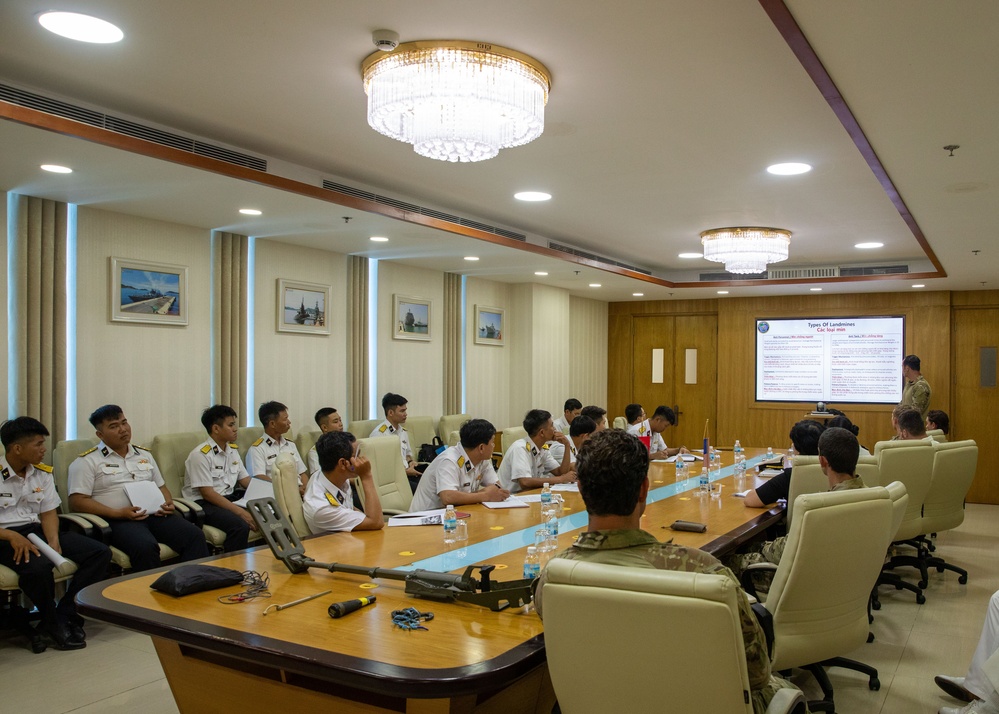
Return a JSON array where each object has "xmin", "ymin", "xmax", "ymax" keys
[{"xmin": 755, "ymin": 316, "xmax": 905, "ymax": 404}]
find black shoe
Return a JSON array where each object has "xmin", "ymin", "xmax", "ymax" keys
[
  {"xmin": 69, "ymin": 622, "xmax": 86, "ymax": 642},
  {"xmin": 45, "ymin": 621, "xmax": 86, "ymax": 650}
]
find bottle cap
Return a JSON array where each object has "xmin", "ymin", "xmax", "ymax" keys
[{"xmin": 527, "ymin": 546, "xmax": 537, "ymax": 554}]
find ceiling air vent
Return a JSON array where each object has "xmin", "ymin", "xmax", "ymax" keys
[
  {"xmin": 548, "ymin": 242, "xmax": 651, "ymax": 275},
  {"xmin": 699, "ymin": 272, "xmax": 760, "ymax": 281},
  {"xmin": 0, "ymin": 82, "xmax": 267, "ymax": 172},
  {"xmin": 767, "ymin": 266, "xmax": 840, "ymax": 280},
  {"xmin": 840, "ymin": 265, "xmax": 909, "ymax": 277},
  {"xmin": 321, "ymin": 180, "xmax": 527, "ymax": 241}
]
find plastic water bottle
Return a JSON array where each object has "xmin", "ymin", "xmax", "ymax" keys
[
  {"xmin": 734, "ymin": 440, "xmax": 743, "ymax": 460},
  {"xmin": 546, "ymin": 511, "xmax": 559, "ymax": 539},
  {"xmin": 540, "ymin": 482, "xmax": 553, "ymax": 517},
  {"xmin": 523, "ymin": 546, "xmax": 541, "ymax": 579},
  {"xmin": 675, "ymin": 458, "xmax": 684, "ymax": 482},
  {"xmin": 443, "ymin": 504, "xmax": 457, "ymax": 544},
  {"xmin": 767, "ymin": 446, "xmax": 774, "ymax": 459},
  {"xmin": 734, "ymin": 451, "xmax": 747, "ymax": 483},
  {"xmin": 786, "ymin": 445, "xmax": 796, "ymax": 468},
  {"xmin": 699, "ymin": 467, "xmax": 710, "ymax": 495}
]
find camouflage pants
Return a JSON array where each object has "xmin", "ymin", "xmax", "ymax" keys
[{"xmin": 725, "ymin": 535, "xmax": 788, "ymax": 581}]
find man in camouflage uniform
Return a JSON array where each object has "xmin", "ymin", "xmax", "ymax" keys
[
  {"xmin": 728, "ymin": 427, "xmax": 867, "ymax": 576},
  {"xmin": 533, "ymin": 429, "xmax": 801, "ymax": 714},
  {"xmin": 900, "ymin": 354, "xmax": 931, "ymax": 419}
]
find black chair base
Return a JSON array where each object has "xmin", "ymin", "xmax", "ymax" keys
[
  {"xmin": 928, "ymin": 556, "xmax": 968, "ymax": 584},
  {"xmin": 872, "ymin": 571, "xmax": 925, "ymax": 607},
  {"xmin": 802, "ymin": 657, "xmax": 880, "ymax": 713}
]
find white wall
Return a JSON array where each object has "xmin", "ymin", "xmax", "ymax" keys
[
  {"xmin": 253, "ymin": 238, "xmax": 348, "ymax": 435},
  {"xmin": 375, "ymin": 262, "xmax": 444, "ymax": 420},
  {"xmin": 1, "ymin": 192, "xmax": 7, "ymax": 418},
  {"xmin": 75, "ymin": 207, "xmax": 212, "ymax": 444},
  {"xmin": 569, "ymin": 295, "xmax": 608, "ymax": 409},
  {"xmin": 465, "ymin": 277, "xmax": 512, "ymax": 428},
  {"xmin": 508, "ymin": 283, "xmax": 572, "ymax": 420}
]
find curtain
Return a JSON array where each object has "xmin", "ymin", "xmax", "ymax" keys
[
  {"xmin": 443, "ymin": 272, "xmax": 462, "ymax": 414},
  {"xmin": 10, "ymin": 195, "xmax": 68, "ymax": 444},
  {"xmin": 347, "ymin": 255, "xmax": 369, "ymax": 421},
  {"xmin": 213, "ymin": 231, "xmax": 248, "ymax": 418}
]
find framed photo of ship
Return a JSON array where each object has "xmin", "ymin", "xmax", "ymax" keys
[
  {"xmin": 277, "ymin": 279, "xmax": 330, "ymax": 335},
  {"xmin": 393, "ymin": 295, "xmax": 431, "ymax": 342},
  {"xmin": 474, "ymin": 305, "xmax": 505, "ymax": 346},
  {"xmin": 110, "ymin": 257, "xmax": 188, "ymax": 326}
]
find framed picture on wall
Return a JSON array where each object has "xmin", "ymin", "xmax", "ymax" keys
[
  {"xmin": 474, "ymin": 305, "xmax": 505, "ymax": 346},
  {"xmin": 109, "ymin": 257, "xmax": 188, "ymax": 326},
  {"xmin": 393, "ymin": 294, "xmax": 431, "ymax": 342},
  {"xmin": 277, "ymin": 279, "xmax": 331, "ymax": 335}
]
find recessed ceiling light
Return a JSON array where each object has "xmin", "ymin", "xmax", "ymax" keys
[
  {"xmin": 370, "ymin": 236, "xmax": 389, "ymax": 242},
  {"xmin": 239, "ymin": 208, "xmax": 262, "ymax": 216},
  {"xmin": 514, "ymin": 191, "xmax": 552, "ymax": 202},
  {"xmin": 912, "ymin": 284, "xmax": 925, "ymax": 288},
  {"xmin": 717, "ymin": 290, "xmax": 729, "ymax": 295},
  {"xmin": 464, "ymin": 256, "xmax": 479, "ymax": 261},
  {"xmin": 767, "ymin": 162, "xmax": 812, "ymax": 176},
  {"xmin": 810, "ymin": 288, "xmax": 822, "ymax": 292},
  {"xmin": 678, "ymin": 252, "xmax": 703, "ymax": 259},
  {"xmin": 855, "ymin": 242, "xmax": 884, "ymax": 249},
  {"xmin": 38, "ymin": 11, "xmax": 124, "ymax": 43},
  {"xmin": 40, "ymin": 164, "xmax": 72, "ymax": 174},
  {"xmin": 534, "ymin": 271, "xmax": 548, "ymax": 276},
  {"xmin": 632, "ymin": 293, "xmax": 644, "ymax": 297},
  {"xmin": 589, "ymin": 283, "xmax": 601, "ymax": 288}
]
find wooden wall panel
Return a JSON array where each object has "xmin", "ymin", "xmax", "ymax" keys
[
  {"xmin": 607, "ymin": 314, "xmax": 634, "ymax": 422},
  {"xmin": 953, "ymin": 306, "xmax": 999, "ymax": 504}
]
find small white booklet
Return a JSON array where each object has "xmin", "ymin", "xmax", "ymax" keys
[
  {"xmin": 123, "ymin": 480, "xmax": 165, "ymax": 515},
  {"xmin": 666, "ymin": 454, "xmax": 702, "ymax": 462},
  {"xmin": 388, "ymin": 508, "xmax": 448, "ymax": 526},
  {"xmin": 758, "ymin": 469, "xmax": 784, "ymax": 478},
  {"xmin": 482, "ymin": 496, "xmax": 530, "ymax": 509},
  {"xmin": 233, "ymin": 477, "xmax": 274, "ymax": 508}
]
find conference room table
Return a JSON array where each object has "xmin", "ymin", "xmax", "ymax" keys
[{"xmin": 78, "ymin": 448, "xmax": 786, "ymax": 714}]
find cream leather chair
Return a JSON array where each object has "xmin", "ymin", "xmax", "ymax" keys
[
  {"xmin": 447, "ymin": 430, "xmax": 461, "ymax": 447},
  {"xmin": 356, "ymin": 436, "xmax": 412, "ymax": 514},
  {"xmin": 294, "ymin": 430, "xmax": 321, "ymax": 470},
  {"xmin": 149, "ymin": 431, "xmax": 220, "ymax": 545},
  {"xmin": 872, "ymin": 480, "xmax": 917, "ymax": 609},
  {"xmin": 501, "ymin": 426, "xmax": 528, "ymax": 448},
  {"xmin": 347, "ymin": 419, "xmax": 383, "ymax": 440},
  {"xmin": 875, "ymin": 439, "xmax": 935, "ymax": 590},
  {"xmin": 235, "ymin": 426, "xmax": 264, "ymax": 458},
  {"xmin": 926, "ymin": 428, "xmax": 947, "ymax": 443},
  {"xmin": 612, "ymin": 416, "xmax": 628, "ymax": 430},
  {"xmin": 762, "ymin": 487, "xmax": 893, "ymax": 711},
  {"xmin": 920, "ymin": 440, "xmax": 978, "ymax": 584},
  {"xmin": 272, "ymin": 453, "xmax": 310, "ymax": 538},
  {"xmin": 541, "ymin": 559, "xmax": 806, "ymax": 714},
  {"xmin": 405, "ymin": 416, "xmax": 437, "ymax": 452},
  {"xmin": 437, "ymin": 413, "xmax": 469, "ymax": 442},
  {"xmin": 785, "ymin": 456, "xmax": 827, "ymax": 528},
  {"xmin": 854, "ymin": 455, "xmax": 881, "ymax": 487}
]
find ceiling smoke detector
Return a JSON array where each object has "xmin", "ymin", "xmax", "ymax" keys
[{"xmin": 372, "ymin": 30, "xmax": 400, "ymax": 52}]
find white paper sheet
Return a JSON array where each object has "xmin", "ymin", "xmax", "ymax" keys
[
  {"xmin": 123, "ymin": 480, "xmax": 166, "ymax": 515},
  {"xmin": 664, "ymin": 454, "xmax": 701, "ymax": 463},
  {"xmin": 233, "ymin": 477, "xmax": 274, "ymax": 508},
  {"xmin": 758, "ymin": 469, "xmax": 784, "ymax": 479},
  {"xmin": 481, "ymin": 497, "xmax": 530, "ymax": 509},
  {"xmin": 551, "ymin": 483, "xmax": 579, "ymax": 492},
  {"xmin": 27, "ymin": 533, "xmax": 70, "ymax": 567}
]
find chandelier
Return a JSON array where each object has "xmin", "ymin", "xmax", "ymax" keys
[
  {"xmin": 700, "ymin": 227, "xmax": 792, "ymax": 275},
  {"xmin": 362, "ymin": 40, "xmax": 552, "ymax": 163}
]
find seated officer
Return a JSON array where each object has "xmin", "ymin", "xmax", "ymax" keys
[
  {"xmin": 549, "ymin": 415, "xmax": 598, "ymax": 464},
  {"xmin": 306, "ymin": 406, "xmax": 343, "ymax": 475},
  {"xmin": 743, "ymin": 419, "xmax": 825, "ymax": 508},
  {"xmin": 497, "ymin": 409, "xmax": 574, "ymax": 493},
  {"xmin": 302, "ymin": 432, "xmax": 383, "ymax": 535},
  {"xmin": 623, "ymin": 403, "xmax": 648, "ymax": 435},
  {"xmin": 532, "ymin": 429, "xmax": 801, "ymax": 714},
  {"xmin": 246, "ymin": 401, "xmax": 308, "ymax": 491},
  {"xmin": 646, "ymin": 405, "xmax": 689, "ymax": 459},
  {"xmin": 897, "ymin": 407, "xmax": 932, "ymax": 441},
  {"xmin": 580, "ymin": 405, "xmax": 608, "ymax": 432},
  {"xmin": 409, "ymin": 419, "xmax": 509, "ymax": 512},
  {"xmin": 182, "ymin": 405, "xmax": 254, "ymax": 552},
  {"xmin": 553, "ymin": 398, "xmax": 582, "ymax": 434},
  {"xmin": 927, "ymin": 409, "xmax": 950, "ymax": 436},
  {"xmin": 68, "ymin": 405, "xmax": 209, "ymax": 572},
  {"xmin": 0, "ymin": 417, "xmax": 111, "ymax": 650},
  {"xmin": 370, "ymin": 392, "xmax": 421, "ymax": 491}
]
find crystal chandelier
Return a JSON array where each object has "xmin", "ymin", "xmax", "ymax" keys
[
  {"xmin": 700, "ymin": 227, "xmax": 792, "ymax": 275},
  {"xmin": 362, "ymin": 41, "xmax": 552, "ymax": 163}
]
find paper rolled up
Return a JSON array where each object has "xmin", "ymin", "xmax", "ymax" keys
[{"xmin": 27, "ymin": 533, "xmax": 71, "ymax": 568}]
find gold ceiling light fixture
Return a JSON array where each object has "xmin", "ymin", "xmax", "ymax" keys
[
  {"xmin": 362, "ymin": 36, "xmax": 552, "ymax": 163},
  {"xmin": 699, "ymin": 227, "xmax": 792, "ymax": 275}
]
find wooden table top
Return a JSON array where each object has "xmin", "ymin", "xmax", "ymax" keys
[{"xmin": 77, "ymin": 448, "xmax": 782, "ymax": 698}]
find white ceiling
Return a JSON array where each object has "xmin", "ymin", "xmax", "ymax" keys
[{"xmin": 0, "ymin": 0, "xmax": 995, "ymax": 300}]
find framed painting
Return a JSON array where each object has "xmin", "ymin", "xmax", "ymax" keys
[
  {"xmin": 277, "ymin": 279, "xmax": 331, "ymax": 334},
  {"xmin": 393, "ymin": 294, "xmax": 431, "ymax": 342},
  {"xmin": 110, "ymin": 257, "xmax": 188, "ymax": 325},
  {"xmin": 474, "ymin": 305, "xmax": 505, "ymax": 345}
]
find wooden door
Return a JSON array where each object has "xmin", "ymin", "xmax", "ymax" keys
[
  {"xmin": 952, "ymin": 308, "xmax": 999, "ymax": 504},
  {"xmin": 632, "ymin": 316, "xmax": 675, "ymax": 413}
]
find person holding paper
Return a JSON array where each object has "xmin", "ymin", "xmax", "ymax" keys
[
  {"xmin": 0, "ymin": 417, "xmax": 111, "ymax": 650},
  {"xmin": 369, "ymin": 392, "xmax": 421, "ymax": 491},
  {"xmin": 182, "ymin": 404, "xmax": 254, "ymax": 552},
  {"xmin": 306, "ymin": 406, "xmax": 343, "ymax": 475},
  {"xmin": 68, "ymin": 405, "xmax": 208, "ymax": 572},
  {"xmin": 246, "ymin": 401, "xmax": 309, "ymax": 492},
  {"xmin": 302, "ymin": 431, "xmax": 384, "ymax": 535},
  {"xmin": 497, "ymin": 410, "xmax": 575, "ymax": 493},
  {"xmin": 409, "ymin": 419, "xmax": 508, "ymax": 511},
  {"xmin": 743, "ymin": 419, "xmax": 825, "ymax": 508}
]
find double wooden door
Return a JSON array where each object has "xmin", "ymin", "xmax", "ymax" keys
[{"xmin": 953, "ymin": 308, "xmax": 998, "ymax": 504}]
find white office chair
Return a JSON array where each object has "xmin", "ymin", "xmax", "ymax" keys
[{"xmin": 356, "ymin": 436, "xmax": 412, "ymax": 515}]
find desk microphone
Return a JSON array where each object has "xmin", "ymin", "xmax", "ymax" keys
[{"xmin": 328, "ymin": 596, "xmax": 376, "ymax": 619}]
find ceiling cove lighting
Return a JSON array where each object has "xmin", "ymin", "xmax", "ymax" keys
[
  {"xmin": 632, "ymin": 293, "xmax": 644, "ymax": 297},
  {"xmin": 40, "ymin": 164, "xmax": 73, "ymax": 174},
  {"xmin": 38, "ymin": 12, "xmax": 124, "ymax": 43},
  {"xmin": 464, "ymin": 256, "xmax": 479, "ymax": 261},
  {"xmin": 717, "ymin": 290, "xmax": 729, "ymax": 295},
  {"xmin": 700, "ymin": 226, "xmax": 791, "ymax": 275},
  {"xmin": 515, "ymin": 191, "xmax": 552, "ymax": 202},
  {"xmin": 912, "ymin": 284, "xmax": 925, "ymax": 288},
  {"xmin": 534, "ymin": 271, "xmax": 548, "ymax": 276},
  {"xmin": 855, "ymin": 242, "xmax": 884, "ymax": 249},
  {"xmin": 239, "ymin": 208, "xmax": 262, "ymax": 216},
  {"xmin": 810, "ymin": 288, "xmax": 822, "ymax": 292},
  {"xmin": 678, "ymin": 252, "xmax": 703, "ymax": 259},
  {"xmin": 766, "ymin": 162, "xmax": 812, "ymax": 176},
  {"xmin": 362, "ymin": 40, "xmax": 551, "ymax": 163},
  {"xmin": 588, "ymin": 283, "xmax": 601, "ymax": 288},
  {"xmin": 370, "ymin": 236, "xmax": 390, "ymax": 242}
]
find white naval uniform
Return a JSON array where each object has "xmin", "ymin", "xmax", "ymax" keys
[
  {"xmin": 302, "ymin": 472, "xmax": 364, "ymax": 534},
  {"xmin": 549, "ymin": 439, "xmax": 579, "ymax": 465},
  {"xmin": 369, "ymin": 420, "xmax": 413, "ymax": 466},
  {"xmin": 68, "ymin": 442, "xmax": 166, "ymax": 511},
  {"xmin": 245, "ymin": 435, "xmax": 306, "ymax": 479},
  {"xmin": 626, "ymin": 420, "xmax": 667, "ymax": 454},
  {"xmin": 183, "ymin": 439, "xmax": 248, "ymax": 500},
  {"xmin": 307, "ymin": 445, "xmax": 320, "ymax": 476},
  {"xmin": 409, "ymin": 444, "xmax": 499, "ymax": 512},
  {"xmin": 553, "ymin": 415, "xmax": 571, "ymax": 435},
  {"xmin": 497, "ymin": 438, "xmax": 561, "ymax": 494},
  {"xmin": 0, "ymin": 458, "xmax": 60, "ymax": 528}
]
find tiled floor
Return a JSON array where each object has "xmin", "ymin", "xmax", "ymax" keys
[{"xmin": 3, "ymin": 503, "xmax": 998, "ymax": 713}]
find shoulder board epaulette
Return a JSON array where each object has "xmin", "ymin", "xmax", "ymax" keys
[
  {"xmin": 79, "ymin": 446, "xmax": 98, "ymax": 456},
  {"xmin": 542, "ymin": 444, "xmax": 551, "ymax": 450},
  {"xmin": 378, "ymin": 424, "xmax": 388, "ymax": 433},
  {"xmin": 229, "ymin": 442, "xmax": 239, "ymax": 449},
  {"xmin": 35, "ymin": 463, "xmax": 53, "ymax": 473},
  {"xmin": 134, "ymin": 444, "xmax": 151, "ymax": 452},
  {"xmin": 200, "ymin": 444, "xmax": 213, "ymax": 454},
  {"xmin": 252, "ymin": 436, "xmax": 265, "ymax": 446}
]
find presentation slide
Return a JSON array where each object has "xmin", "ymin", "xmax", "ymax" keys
[{"xmin": 755, "ymin": 316, "xmax": 905, "ymax": 404}]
